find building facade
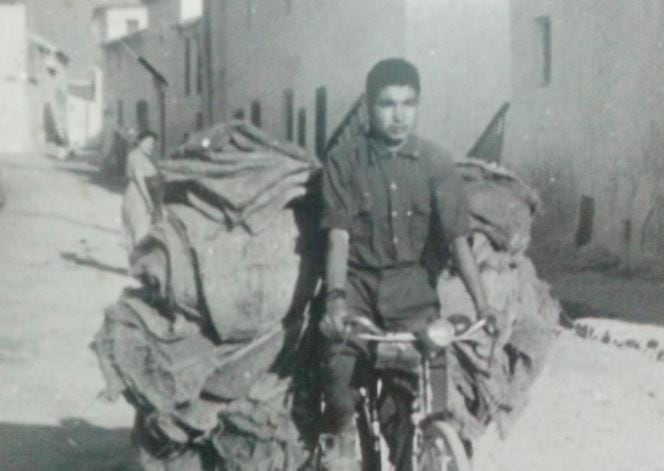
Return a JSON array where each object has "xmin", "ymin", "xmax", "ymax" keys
[
  {"xmin": 210, "ymin": 0, "xmax": 511, "ymax": 158},
  {"xmin": 67, "ymin": 68, "xmax": 104, "ymax": 148},
  {"xmin": 505, "ymin": 0, "xmax": 664, "ymax": 267},
  {"xmin": 0, "ymin": 2, "xmax": 70, "ymax": 154},
  {"xmin": 99, "ymin": 0, "xmax": 207, "ymax": 162}
]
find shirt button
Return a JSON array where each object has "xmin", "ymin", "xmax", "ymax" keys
[
  {"xmin": 406, "ymin": 210, "xmax": 413, "ymax": 217},
  {"xmin": 391, "ymin": 210, "xmax": 398, "ymax": 218},
  {"xmin": 393, "ymin": 237, "xmax": 399, "ymax": 244},
  {"xmin": 390, "ymin": 182, "xmax": 397, "ymax": 191}
]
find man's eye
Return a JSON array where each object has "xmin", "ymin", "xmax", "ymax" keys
[{"xmin": 405, "ymin": 99, "xmax": 419, "ymax": 107}]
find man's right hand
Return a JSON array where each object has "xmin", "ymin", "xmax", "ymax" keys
[{"xmin": 320, "ymin": 298, "xmax": 349, "ymax": 340}]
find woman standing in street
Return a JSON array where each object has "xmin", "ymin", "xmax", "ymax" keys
[{"xmin": 122, "ymin": 130, "xmax": 163, "ymax": 255}]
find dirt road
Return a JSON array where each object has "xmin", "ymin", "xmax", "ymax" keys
[
  {"xmin": 1, "ymin": 153, "xmax": 663, "ymax": 470},
  {"xmin": 0, "ymin": 154, "xmax": 136, "ymax": 470}
]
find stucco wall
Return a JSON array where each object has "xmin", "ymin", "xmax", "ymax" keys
[
  {"xmin": 218, "ymin": 0, "xmax": 511, "ymax": 157},
  {"xmin": 505, "ymin": 0, "xmax": 664, "ymax": 266},
  {"xmin": 106, "ymin": 7, "xmax": 149, "ymax": 42},
  {"xmin": 102, "ymin": 0, "xmax": 207, "ymax": 157},
  {"xmin": 0, "ymin": 4, "xmax": 30, "ymax": 153},
  {"xmin": 220, "ymin": 0, "xmax": 407, "ymax": 154},
  {"xmin": 405, "ymin": 0, "xmax": 512, "ymax": 155}
]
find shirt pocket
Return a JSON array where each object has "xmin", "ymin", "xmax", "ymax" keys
[
  {"xmin": 407, "ymin": 195, "xmax": 431, "ymax": 252},
  {"xmin": 351, "ymin": 191, "xmax": 373, "ymax": 240}
]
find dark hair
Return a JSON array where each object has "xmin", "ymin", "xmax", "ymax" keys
[
  {"xmin": 136, "ymin": 130, "xmax": 158, "ymax": 143},
  {"xmin": 366, "ymin": 58, "xmax": 420, "ymax": 103}
]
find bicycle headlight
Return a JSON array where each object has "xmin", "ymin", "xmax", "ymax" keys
[{"xmin": 424, "ymin": 319, "xmax": 456, "ymax": 348}]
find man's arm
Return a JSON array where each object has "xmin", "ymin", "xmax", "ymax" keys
[
  {"xmin": 319, "ymin": 228, "xmax": 351, "ymax": 339},
  {"xmin": 326, "ymin": 228, "xmax": 350, "ymax": 292},
  {"xmin": 319, "ymin": 149, "xmax": 355, "ymax": 338},
  {"xmin": 450, "ymin": 236, "xmax": 488, "ymax": 315}
]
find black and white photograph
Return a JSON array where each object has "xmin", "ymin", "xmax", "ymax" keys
[{"xmin": 0, "ymin": 0, "xmax": 663, "ymax": 469}]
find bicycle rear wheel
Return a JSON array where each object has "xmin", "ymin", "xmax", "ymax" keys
[{"xmin": 416, "ymin": 421, "xmax": 472, "ymax": 471}]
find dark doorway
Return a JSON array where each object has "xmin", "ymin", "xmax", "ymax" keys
[
  {"xmin": 250, "ymin": 100, "xmax": 262, "ymax": 128},
  {"xmin": 297, "ymin": 108, "xmax": 307, "ymax": 148},
  {"xmin": 135, "ymin": 100, "xmax": 150, "ymax": 133},
  {"xmin": 575, "ymin": 195, "xmax": 595, "ymax": 247},
  {"xmin": 315, "ymin": 86, "xmax": 327, "ymax": 158},
  {"xmin": 284, "ymin": 89, "xmax": 294, "ymax": 142}
]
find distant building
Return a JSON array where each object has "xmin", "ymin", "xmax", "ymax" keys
[
  {"xmin": 67, "ymin": 68, "xmax": 104, "ymax": 148},
  {"xmin": 208, "ymin": 0, "xmax": 512, "ymax": 158},
  {"xmin": 505, "ymin": 0, "xmax": 664, "ymax": 267},
  {"xmin": 0, "ymin": 2, "xmax": 69, "ymax": 154},
  {"xmin": 92, "ymin": 1, "xmax": 149, "ymax": 44},
  {"xmin": 97, "ymin": 0, "xmax": 207, "ymax": 166}
]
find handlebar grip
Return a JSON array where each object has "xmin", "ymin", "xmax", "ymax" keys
[{"xmin": 343, "ymin": 315, "xmax": 384, "ymax": 335}]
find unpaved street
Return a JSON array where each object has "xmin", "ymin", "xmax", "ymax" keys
[
  {"xmin": 1, "ymin": 153, "xmax": 663, "ymax": 470},
  {"xmin": 0, "ymin": 154, "xmax": 136, "ymax": 470}
]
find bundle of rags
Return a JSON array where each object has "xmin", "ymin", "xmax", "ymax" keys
[
  {"xmin": 436, "ymin": 158, "xmax": 560, "ymax": 441},
  {"xmin": 93, "ymin": 122, "xmax": 322, "ymax": 470}
]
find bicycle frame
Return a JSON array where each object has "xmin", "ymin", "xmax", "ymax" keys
[{"xmin": 351, "ymin": 318, "xmax": 486, "ymax": 471}]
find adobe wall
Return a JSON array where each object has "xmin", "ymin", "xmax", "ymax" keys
[{"xmin": 505, "ymin": 0, "xmax": 664, "ymax": 267}]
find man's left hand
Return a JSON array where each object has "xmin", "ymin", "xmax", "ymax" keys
[{"xmin": 478, "ymin": 306, "xmax": 504, "ymax": 338}]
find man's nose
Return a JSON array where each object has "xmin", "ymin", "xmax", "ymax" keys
[{"xmin": 394, "ymin": 105, "xmax": 405, "ymax": 123}]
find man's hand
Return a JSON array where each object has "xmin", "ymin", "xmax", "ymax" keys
[
  {"xmin": 478, "ymin": 306, "xmax": 504, "ymax": 338},
  {"xmin": 320, "ymin": 297, "xmax": 349, "ymax": 340}
]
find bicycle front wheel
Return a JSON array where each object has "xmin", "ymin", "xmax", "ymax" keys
[{"xmin": 416, "ymin": 421, "xmax": 472, "ymax": 471}]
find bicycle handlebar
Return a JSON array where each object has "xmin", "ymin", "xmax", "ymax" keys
[{"xmin": 344, "ymin": 316, "xmax": 488, "ymax": 348}]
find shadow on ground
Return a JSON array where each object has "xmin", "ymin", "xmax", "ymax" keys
[
  {"xmin": 538, "ymin": 269, "xmax": 664, "ymax": 329},
  {"xmin": 0, "ymin": 418, "xmax": 138, "ymax": 471},
  {"xmin": 61, "ymin": 252, "xmax": 128, "ymax": 277},
  {"xmin": 54, "ymin": 162, "xmax": 126, "ymax": 195}
]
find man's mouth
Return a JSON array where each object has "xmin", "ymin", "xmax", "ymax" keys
[{"xmin": 389, "ymin": 127, "xmax": 407, "ymax": 134}]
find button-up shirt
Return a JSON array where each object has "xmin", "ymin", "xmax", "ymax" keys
[{"xmin": 321, "ymin": 133, "xmax": 470, "ymax": 270}]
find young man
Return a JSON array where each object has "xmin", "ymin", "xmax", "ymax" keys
[{"xmin": 318, "ymin": 58, "xmax": 496, "ymax": 470}]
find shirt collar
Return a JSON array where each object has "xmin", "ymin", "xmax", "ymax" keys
[{"xmin": 366, "ymin": 133, "xmax": 420, "ymax": 164}]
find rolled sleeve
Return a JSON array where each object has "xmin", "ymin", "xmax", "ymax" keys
[
  {"xmin": 321, "ymin": 154, "xmax": 355, "ymax": 231},
  {"xmin": 431, "ymin": 156, "xmax": 471, "ymax": 242}
]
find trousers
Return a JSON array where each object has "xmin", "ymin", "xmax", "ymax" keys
[{"xmin": 321, "ymin": 264, "xmax": 441, "ymax": 470}]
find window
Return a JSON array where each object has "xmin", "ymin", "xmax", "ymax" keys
[
  {"xmin": 283, "ymin": 89, "xmax": 294, "ymax": 142},
  {"xmin": 297, "ymin": 108, "xmax": 307, "ymax": 148},
  {"xmin": 117, "ymin": 99, "xmax": 124, "ymax": 126},
  {"xmin": 127, "ymin": 19, "xmax": 140, "ymax": 35},
  {"xmin": 184, "ymin": 37, "xmax": 191, "ymax": 95},
  {"xmin": 196, "ymin": 112, "xmax": 204, "ymax": 131},
  {"xmin": 250, "ymin": 100, "xmax": 262, "ymax": 128},
  {"xmin": 535, "ymin": 15, "xmax": 552, "ymax": 86},
  {"xmin": 136, "ymin": 100, "xmax": 149, "ymax": 132},
  {"xmin": 315, "ymin": 87, "xmax": 327, "ymax": 157},
  {"xmin": 195, "ymin": 37, "xmax": 203, "ymax": 95}
]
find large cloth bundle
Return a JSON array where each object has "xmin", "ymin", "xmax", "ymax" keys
[
  {"xmin": 437, "ymin": 160, "xmax": 558, "ymax": 439},
  {"xmin": 94, "ymin": 116, "xmax": 558, "ymax": 470},
  {"xmin": 95, "ymin": 122, "xmax": 321, "ymax": 469}
]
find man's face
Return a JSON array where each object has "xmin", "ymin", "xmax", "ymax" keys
[
  {"xmin": 369, "ymin": 85, "xmax": 419, "ymax": 146},
  {"xmin": 139, "ymin": 136, "xmax": 155, "ymax": 155}
]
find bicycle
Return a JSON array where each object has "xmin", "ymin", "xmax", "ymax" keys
[{"xmin": 318, "ymin": 315, "xmax": 489, "ymax": 471}]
